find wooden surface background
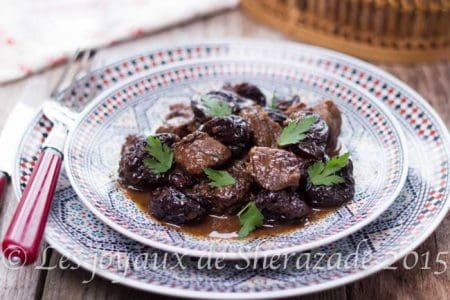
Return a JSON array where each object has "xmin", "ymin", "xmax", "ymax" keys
[{"xmin": 0, "ymin": 9, "xmax": 448, "ymax": 300}]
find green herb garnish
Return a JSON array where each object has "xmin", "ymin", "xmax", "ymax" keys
[
  {"xmin": 269, "ymin": 91, "xmax": 277, "ymax": 109},
  {"xmin": 277, "ymin": 116, "xmax": 317, "ymax": 146},
  {"xmin": 237, "ymin": 201, "xmax": 264, "ymax": 238},
  {"xmin": 201, "ymin": 95, "xmax": 232, "ymax": 117},
  {"xmin": 204, "ymin": 168, "xmax": 236, "ymax": 187},
  {"xmin": 144, "ymin": 136, "xmax": 173, "ymax": 173},
  {"xmin": 307, "ymin": 152, "xmax": 350, "ymax": 186}
]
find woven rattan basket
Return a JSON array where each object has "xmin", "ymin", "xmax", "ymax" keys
[{"xmin": 241, "ymin": 0, "xmax": 450, "ymax": 63}]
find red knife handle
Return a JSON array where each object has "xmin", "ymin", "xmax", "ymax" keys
[
  {"xmin": 0, "ymin": 171, "xmax": 9, "ymax": 203},
  {"xmin": 1, "ymin": 148, "xmax": 62, "ymax": 265}
]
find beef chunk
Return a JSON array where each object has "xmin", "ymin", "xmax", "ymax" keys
[
  {"xmin": 166, "ymin": 103, "xmax": 194, "ymax": 119},
  {"xmin": 310, "ymin": 101, "xmax": 342, "ymax": 155},
  {"xmin": 156, "ymin": 103, "xmax": 197, "ymax": 138},
  {"xmin": 118, "ymin": 134, "xmax": 172, "ymax": 191},
  {"xmin": 255, "ymin": 190, "xmax": 311, "ymax": 223},
  {"xmin": 173, "ymin": 131, "xmax": 231, "ymax": 174},
  {"xmin": 263, "ymin": 108, "xmax": 288, "ymax": 125},
  {"xmin": 224, "ymin": 82, "xmax": 266, "ymax": 106},
  {"xmin": 191, "ymin": 90, "xmax": 243, "ymax": 123},
  {"xmin": 247, "ymin": 147, "xmax": 301, "ymax": 191},
  {"xmin": 305, "ymin": 160, "xmax": 355, "ymax": 208},
  {"xmin": 240, "ymin": 107, "xmax": 281, "ymax": 148},
  {"xmin": 168, "ymin": 167, "xmax": 196, "ymax": 189},
  {"xmin": 287, "ymin": 111, "xmax": 329, "ymax": 159},
  {"xmin": 285, "ymin": 101, "xmax": 308, "ymax": 115},
  {"xmin": 149, "ymin": 186, "xmax": 206, "ymax": 224},
  {"xmin": 200, "ymin": 115, "xmax": 252, "ymax": 156},
  {"xmin": 186, "ymin": 160, "xmax": 252, "ymax": 214},
  {"xmin": 277, "ymin": 95, "xmax": 304, "ymax": 112}
]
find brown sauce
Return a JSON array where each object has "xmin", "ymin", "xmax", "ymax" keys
[{"xmin": 125, "ymin": 189, "xmax": 334, "ymax": 239}]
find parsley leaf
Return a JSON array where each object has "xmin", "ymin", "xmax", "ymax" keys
[
  {"xmin": 201, "ymin": 95, "xmax": 232, "ymax": 117},
  {"xmin": 204, "ymin": 168, "xmax": 236, "ymax": 187},
  {"xmin": 277, "ymin": 116, "xmax": 317, "ymax": 146},
  {"xmin": 307, "ymin": 152, "xmax": 350, "ymax": 186},
  {"xmin": 237, "ymin": 201, "xmax": 264, "ymax": 238},
  {"xmin": 269, "ymin": 91, "xmax": 277, "ymax": 109},
  {"xmin": 144, "ymin": 136, "xmax": 173, "ymax": 173}
]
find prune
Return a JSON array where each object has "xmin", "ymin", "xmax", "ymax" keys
[
  {"xmin": 247, "ymin": 147, "xmax": 300, "ymax": 191},
  {"xmin": 263, "ymin": 108, "xmax": 288, "ymax": 125},
  {"xmin": 118, "ymin": 135, "xmax": 169, "ymax": 191},
  {"xmin": 240, "ymin": 107, "xmax": 281, "ymax": 148},
  {"xmin": 168, "ymin": 167, "xmax": 196, "ymax": 189},
  {"xmin": 255, "ymin": 190, "xmax": 311, "ymax": 223},
  {"xmin": 156, "ymin": 103, "xmax": 197, "ymax": 138},
  {"xmin": 287, "ymin": 111, "xmax": 329, "ymax": 159},
  {"xmin": 153, "ymin": 132, "xmax": 180, "ymax": 147},
  {"xmin": 310, "ymin": 101, "xmax": 342, "ymax": 155},
  {"xmin": 298, "ymin": 157, "xmax": 317, "ymax": 187},
  {"xmin": 191, "ymin": 90, "xmax": 242, "ymax": 123},
  {"xmin": 149, "ymin": 186, "xmax": 206, "ymax": 224},
  {"xmin": 200, "ymin": 115, "xmax": 251, "ymax": 156},
  {"xmin": 186, "ymin": 160, "xmax": 252, "ymax": 214},
  {"xmin": 173, "ymin": 131, "xmax": 231, "ymax": 174},
  {"xmin": 305, "ymin": 160, "xmax": 355, "ymax": 208},
  {"xmin": 224, "ymin": 82, "xmax": 266, "ymax": 106}
]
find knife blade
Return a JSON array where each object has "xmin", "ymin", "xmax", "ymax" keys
[
  {"xmin": 0, "ymin": 101, "xmax": 39, "ymax": 178},
  {"xmin": 0, "ymin": 100, "xmax": 39, "ymax": 205}
]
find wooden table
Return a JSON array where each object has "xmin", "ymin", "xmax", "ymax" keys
[{"xmin": 0, "ymin": 9, "xmax": 448, "ymax": 300}]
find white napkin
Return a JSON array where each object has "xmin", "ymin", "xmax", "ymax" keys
[{"xmin": 0, "ymin": 0, "xmax": 238, "ymax": 83}]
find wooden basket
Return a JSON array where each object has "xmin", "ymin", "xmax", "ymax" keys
[{"xmin": 241, "ymin": 0, "xmax": 450, "ymax": 63}]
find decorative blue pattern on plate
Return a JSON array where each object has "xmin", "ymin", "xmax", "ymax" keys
[{"xmin": 13, "ymin": 41, "xmax": 450, "ymax": 299}]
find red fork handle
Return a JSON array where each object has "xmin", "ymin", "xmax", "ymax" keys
[
  {"xmin": 0, "ymin": 172, "xmax": 9, "ymax": 203},
  {"xmin": 1, "ymin": 148, "xmax": 62, "ymax": 265}
]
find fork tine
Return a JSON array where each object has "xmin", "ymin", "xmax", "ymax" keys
[
  {"xmin": 68, "ymin": 49, "xmax": 96, "ymax": 89},
  {"xmin": 50, "ymin": 49, "xmax": 81, "ymax": 98},
  {"xmin": 66, "ymin": 50, "xmax": 88, "ymax": 87},
  {"xmin": 50, "ymin": 49, "xmax": 97, "ymax": 98}
]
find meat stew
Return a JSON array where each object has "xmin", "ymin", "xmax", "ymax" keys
[{"xmin": 118, "ymin": 82, "xmax": 355, "ymax": 238}]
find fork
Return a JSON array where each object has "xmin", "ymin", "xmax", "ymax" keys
[{"xmin": 1, "ymin": 49, "xmax": 96, "ymax": 265}]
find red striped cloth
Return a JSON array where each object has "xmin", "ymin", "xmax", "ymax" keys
[{"xmin": 0, "ymin": 0, "xmax": 238, "ymax": 83}]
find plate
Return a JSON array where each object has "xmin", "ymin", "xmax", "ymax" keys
[
  {"xmin": 13, "ymin": 40, "xmax": 450, "ymax": 299},
  {"xmin": 64, "ymin": 60, "xmax": 408, "ymax": 259}
]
